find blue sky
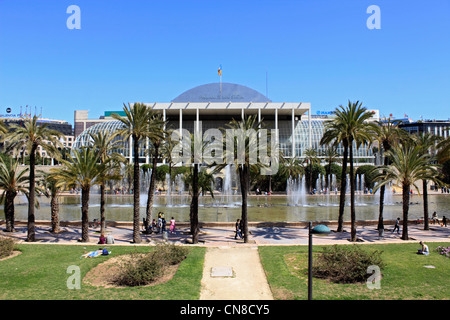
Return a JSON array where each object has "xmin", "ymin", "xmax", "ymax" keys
[{"xmin": 1, "ymin": 0, "xmax": 449, "ymax": 125}]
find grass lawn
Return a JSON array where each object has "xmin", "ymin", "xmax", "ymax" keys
[
  {"xmin": 259, "ymin": 242, "xmax": 450, "ymax": 300},
  {"xmin": 0, "ymin": 244, "xmax": 205, "ymax": 300}
]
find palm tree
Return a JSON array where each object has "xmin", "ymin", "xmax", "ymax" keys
[
  {"xmin": 412, "ymin": 132, "xmax": 442, "ymax": 230},
  {"xmin": 214, "ymin": 115, "xmax": 268, "ymax": 243},
  {"xmin": 40, "ymin": 172, "xmax": 64, "ymax": 233},
  {"xmin": 373, "ymin": 141, "xmax": 441, "ymax": 240},
  {"xmin": 321, "ymin": 113, "xmax": 349, "ymax": 232},
  {"xmin": 112, "ymin": 103, "xmax": 157, "ymax": 243},
  {"xmin": 280, "ymin": 155, "xmax": 304, "ymax": 181},
  {"xmin": 322, "ymin": 146, "xmax": 339, "ymax": 190},
  {"xmin": 375, "ymin": 118, "xmax": 407, "ymax": 231},
  {"xmin": 0, "ymin": 157, "xmax": 29, "ymax": 232},
  {"xmin": 144, "ymin": 113, "xmax": 166, "ymax": 232},
  {"xmin": 51, "ymin": 147, "xmax": 109, "ymax": 242},
  {"xmin": 322, "ymin": 101, "xmax": 377, "ymax": 241},
  {"xmin": 4, "ymin": 114, "xmax": 63, "ymax": 242},
  {"xmin": 303, "ymin": 148, "xmax": 320, "ymax": 193},
  {"xmin": 88, "ymin": 130, "xmax": 125, "ymax": 235},
  {"xmin": 437, "ymin": 133, "xmax": 450, "ymax": 164}
]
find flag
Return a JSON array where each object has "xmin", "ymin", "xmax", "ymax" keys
[{"xmin": 218, "ymin": 65, "xmax": 222, "ymax": 76}]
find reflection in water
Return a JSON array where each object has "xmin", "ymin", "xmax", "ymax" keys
[{"xmin": 3, "ymin": 193, "xmax": 450, "ymax": 224}]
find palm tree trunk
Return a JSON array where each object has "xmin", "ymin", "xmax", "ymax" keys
[
  {"xmin": 239, "ymin": 165, "xmax": 250, "ymax": 243},
  {"xmin": 81, "ymin": 187, "xmax": 90, "ymax": 242},
  {"xmin": 5, "ymin": 191, "xmax": 16, "ymax": 232},
  {"xmin": 191, "ymin": 163, "xmax": 199, "ymax": 243},
  {"xmin": 50, "ymin": 194, "xmax": 60, "ymax": 233},
  {"xmin": 402, "ymin": 183, "xmax": 410, "ymax": 240},
  {"xmin": 146, "ymin": 144, "xmax": 159, "ymax": 228},
  {"xmin": 337, "ymin": 139, "xmax": 349, "ymax": 232},
  {"xmin": 132, "ymin": 137, "xmax": 141, "ymax": 243},
  {"xmin": 100, "ymin": 183, "xmax": 106, "ymax": 234},
  {"xmin": 423, "ymin": 179, "xmax": 429, "ymax": 230},
  {"xmin": 27, "ymin": 144, "xmax": 37, "ymax": 242},
  {"xmin": 378, "ymin": 154, "xmax": 389, "ymax": 231},
  {"xmin": 349, "ymin": 139, "xmax": 357, "ymax": 241}
]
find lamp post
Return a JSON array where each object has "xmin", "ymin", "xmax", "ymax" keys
[
  {"xmin": 308, "ymin": 222, "xmax": 331, "ymax": 300},
  {"xmin": 308, "ymin": 222, "xmax": 313, "ymax": 300}
]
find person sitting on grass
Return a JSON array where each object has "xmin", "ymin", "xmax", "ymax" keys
[
  {"xmin": 417, "ymin": 241, "xmax": 429, "ymax": 255},
  {"xmin": 98, "ymin": 233, "xmax": 106, "ymax": 244}
]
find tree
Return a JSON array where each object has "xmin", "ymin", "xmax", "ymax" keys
[
  {"xmin": 144, "ymin": 113, "xmax": 166, "ymax": 233},
  {"xmin": 4, "ymin": 114, "xmax": 63, "ymax": 242},
  {"xmin": 373, "ymin": 141, "xmax": 441, "ymax": 240},
  {"xmin": 51, "ymin": 147, "xmax": 109, "ymax": 242},
  {"xmin": 322, "ymin": 101, "xmax": 377, "ymax": 240},
  {"xmin": 322, "ymin": 146, "xmax": 339, "ymax": 190},
  {"xmin": 0, "ymin": 157, "xmax": 29, "ymax": 232},
  {"xmin": 437, "ymin": 131, "xmax": 450, "ymax": 164},
  {"xmin": 375, "ymin": 118, "xmax": 407, "ymax": 231},
  {"xmin": 112, "ymin": 103, "xmax": 157, "ymax": 243},
  {"xmin": 88, "ymin": 130, "xmax": 125, "ymax": 235},
  {"xmin": 321, "ymin": 113, "xmax": 349, "ymax": 232},
  {"xmin": 40, "ymin": 172, "xmax": 64, "ymax": 233},
  {"xmin": 214, "ymin": 115, "xmax": 269, "ymax": 243},
  {"xmin": 411, "ymin": 132, "xmax": 442, "ymax": 230},
  {"xmin": 303, "ymin": 148, "xmax": 320, "ymax": 193}
]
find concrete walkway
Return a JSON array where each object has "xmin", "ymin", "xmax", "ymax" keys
[{"xmin": 199, "ymin": 246, "xmax": 273, "ymax": 300}]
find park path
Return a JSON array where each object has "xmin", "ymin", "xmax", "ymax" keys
[{"xmin": 199, "ymin": 246, "xmax": 273, "ymax": 300}]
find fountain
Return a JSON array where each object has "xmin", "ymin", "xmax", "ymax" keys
[{"xmin": 287, "ymin": 175, "xmax": 307, "ymax": 206}]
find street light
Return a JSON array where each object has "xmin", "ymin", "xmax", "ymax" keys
[{"xmin": 308, "ymin": 222, "xmax": 331, "ymax": 300}]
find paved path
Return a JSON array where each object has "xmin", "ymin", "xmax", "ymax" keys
[{"xmin": 199, "ymin": 246, "xmax": 273, "ymax": 300}]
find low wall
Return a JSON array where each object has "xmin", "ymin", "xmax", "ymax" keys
[{"xmin": 1, "ymin": 219, "xmax": 417, "ymax": 229}]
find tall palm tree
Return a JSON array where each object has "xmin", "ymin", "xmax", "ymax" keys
[
  {"xmin": 412, "ymin": 132, "xmax": 442, "ymax": 230},
  {"xmin": 112, "ymin": 103, "xmax": 157, "ymax": 243},
  {"xmin": 322, "ymin": 101, "xmax": 377, "ymax": 241},
  {"xmin": 145, "ymin": 113, "xmax": 166, "ymax": 232},
  {"xmin": 373, "ymin": 141, "xmax": 441, "ymax": 240},
  {"xmin": 321, "ymin": 113, "xmax": 349, "ymax": 232},
  {"xmin": 88, "ymin": 130, "xmax": 125, "ymax": 235},
  {"xmin": 4, "ymin": 114, "xmax": 63, "ymax": 242},
  {"xmin": 0, "ymin": 157, "xmax": 29, "ymax": 232},
  {"xmin": 375, "ymin": 118, "xmax": 407, "ymax": 231},
  {"xmin": 214, "ymin": 115, "xmax": 268, "ymax": 243},
  {"xmin": 51, "ymin": 147, "xmax": 109, "ymax": 242}
]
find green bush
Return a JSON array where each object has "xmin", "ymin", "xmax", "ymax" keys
[
  {"xmin": 312, "ymin": 245, "xmax": 385, "ymax": 284},
  {"xmin": 114, "ymin": 243, "xmax": 189, "ymax": 287},
  {"xmin": 0, "ymin": 236, "xmax": 16, "ymax": 258}
]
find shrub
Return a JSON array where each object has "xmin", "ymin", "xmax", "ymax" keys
[
  {"xmin": 0, "ymin": 236, "xmax": 16, "ymax": 258},
  {"xmin": 435, "ymin": 246, "xmax": 450, "ymax": 258},
  {"xmin": 114, "ymin": 243, "xmax": 189, "ymax": 287},
  {"xmin": 312, "ymin": 245, "xmax": 385, "ymax": 284}
]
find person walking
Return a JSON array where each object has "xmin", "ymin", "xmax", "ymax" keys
[
  {"xmin": 393, "ymin": 217, "xmax": 400, "ymax": 234},
  {"xmin": 170, "ymin": 217, "xmax": 176, "ymax": 233},
  {"xmin": 235, "ymin": 219, "xmax": 242, "ymax": 239}
]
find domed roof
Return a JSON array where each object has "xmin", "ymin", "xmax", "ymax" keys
[
  {"xmin": 73, "ymin": 121, "xmax": 125, "ymax": 149},
  {"xmin": 172, "ymin": 83, "xmax": 271, "ymax": 103}
]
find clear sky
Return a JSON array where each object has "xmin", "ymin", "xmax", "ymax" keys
[{"xmin": 1, "ymin": 0, "xmax": 449, "ymax": 125}]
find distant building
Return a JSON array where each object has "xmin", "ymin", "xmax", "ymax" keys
[
  {"xmin": 73, "ymin": 82, "xmax": 377, "ymax": 165},
  {"xmin": 399, "ymin": 119, "xmax": 450, "ymax": 139},
  {"xmin": 0, "ymin": 111, "xmax": 74, "ymax": 164}
]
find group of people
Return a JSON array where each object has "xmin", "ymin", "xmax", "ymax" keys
[{"xmin": 150, "ymin": 212, "xmax": 176, "ymax": 234}]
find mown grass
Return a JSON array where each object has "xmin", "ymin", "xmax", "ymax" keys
[
  {"xmin": 0, "ymin": 244, "xmax": 205, "ymax": 300},
  {"xmin": 259, "ymin": 242, "xmax": 450, "ymax": 300}
]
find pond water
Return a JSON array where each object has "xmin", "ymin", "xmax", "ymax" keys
[{"xmin": 3, "ymin": 192, "xmax": 450, "ymax": 224}]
